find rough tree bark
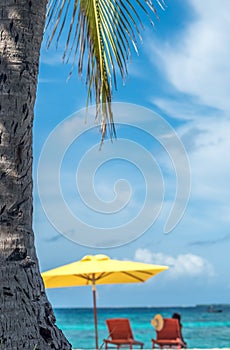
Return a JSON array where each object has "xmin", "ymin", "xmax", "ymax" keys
[{"xmin": 0, "ymin": 1, "xmax": 72, "ymax": 349}]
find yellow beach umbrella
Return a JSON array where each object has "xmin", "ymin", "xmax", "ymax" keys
[{"xmin": 42, "ymin": 254, "xmax": 168, "ymax": 349}]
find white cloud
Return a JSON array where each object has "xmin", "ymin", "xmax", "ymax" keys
[
  {"xmin": 134, "ymin": 248, "xmax": 215, "ymax": 278},
  {"xmin": 178, "ymin": 117, "xmax": 230, "ymax": 207},
  {"xmin": 152, "ymin": 97, "xmax": 220, "ymax": 121},
  {"xmin": 146, "ymin": 0, "xmax": 230, "ymax": 217},
  {"xmin": 149, "ymin": 0, "xmax": 230, "ymax": 113}
]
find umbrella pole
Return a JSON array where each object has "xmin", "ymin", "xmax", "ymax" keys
[{"xmin": 92, "ymin": 280, "xmax": 99, "ymax": 350}]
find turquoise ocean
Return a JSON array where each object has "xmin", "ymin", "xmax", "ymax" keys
[{"xmin": 54, "ymin": 304, "xmax": 230, "ymax": 349}]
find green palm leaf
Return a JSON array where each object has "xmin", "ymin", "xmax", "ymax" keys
[{"xmin": 46, "ymin": 0, "xmax": 165, "ymax": 141}]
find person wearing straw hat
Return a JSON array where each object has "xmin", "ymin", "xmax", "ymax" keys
[{"xmin": 151, "ymin": 313, "xmax": 187, "ymax": 349}]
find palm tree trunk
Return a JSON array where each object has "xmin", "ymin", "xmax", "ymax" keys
[{"xmin": 0, "ymin": 1, "xmax": 71, "ymax": 348}]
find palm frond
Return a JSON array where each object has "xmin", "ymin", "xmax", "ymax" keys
[{"xmin": 46, "ymin": 0, "xmax": 165, "ymax": 142}]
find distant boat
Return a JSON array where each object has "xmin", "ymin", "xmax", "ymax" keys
[{"xmin": 207, "ymin": 305, "xmax": 223, "ymax": 313}]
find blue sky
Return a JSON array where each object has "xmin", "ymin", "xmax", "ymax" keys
[{"xmin": 34, "ymin": 0, "xmax": 230, "ymax": 308}]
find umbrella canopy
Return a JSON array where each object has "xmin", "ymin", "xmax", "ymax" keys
[
  {"xmin": 42, "ymin": 254, "xmax": 168, "ymax": 287},
  {"xmin": 42, "ymin": 254, "xmax": 168, "ymax": 349}
]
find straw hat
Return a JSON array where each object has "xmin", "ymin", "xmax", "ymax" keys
[{"xmin": 151, "ymin": 314, "xmax": 164, "ymax": 331}]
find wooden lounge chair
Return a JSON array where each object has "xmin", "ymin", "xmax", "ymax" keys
[
  {"xmin": 104, "ymin": 318, "xmax": 144, "ymax": 349},
  {"xmin": 152, "ymin": 318, "xmax": 187, "ymax": 349}
]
